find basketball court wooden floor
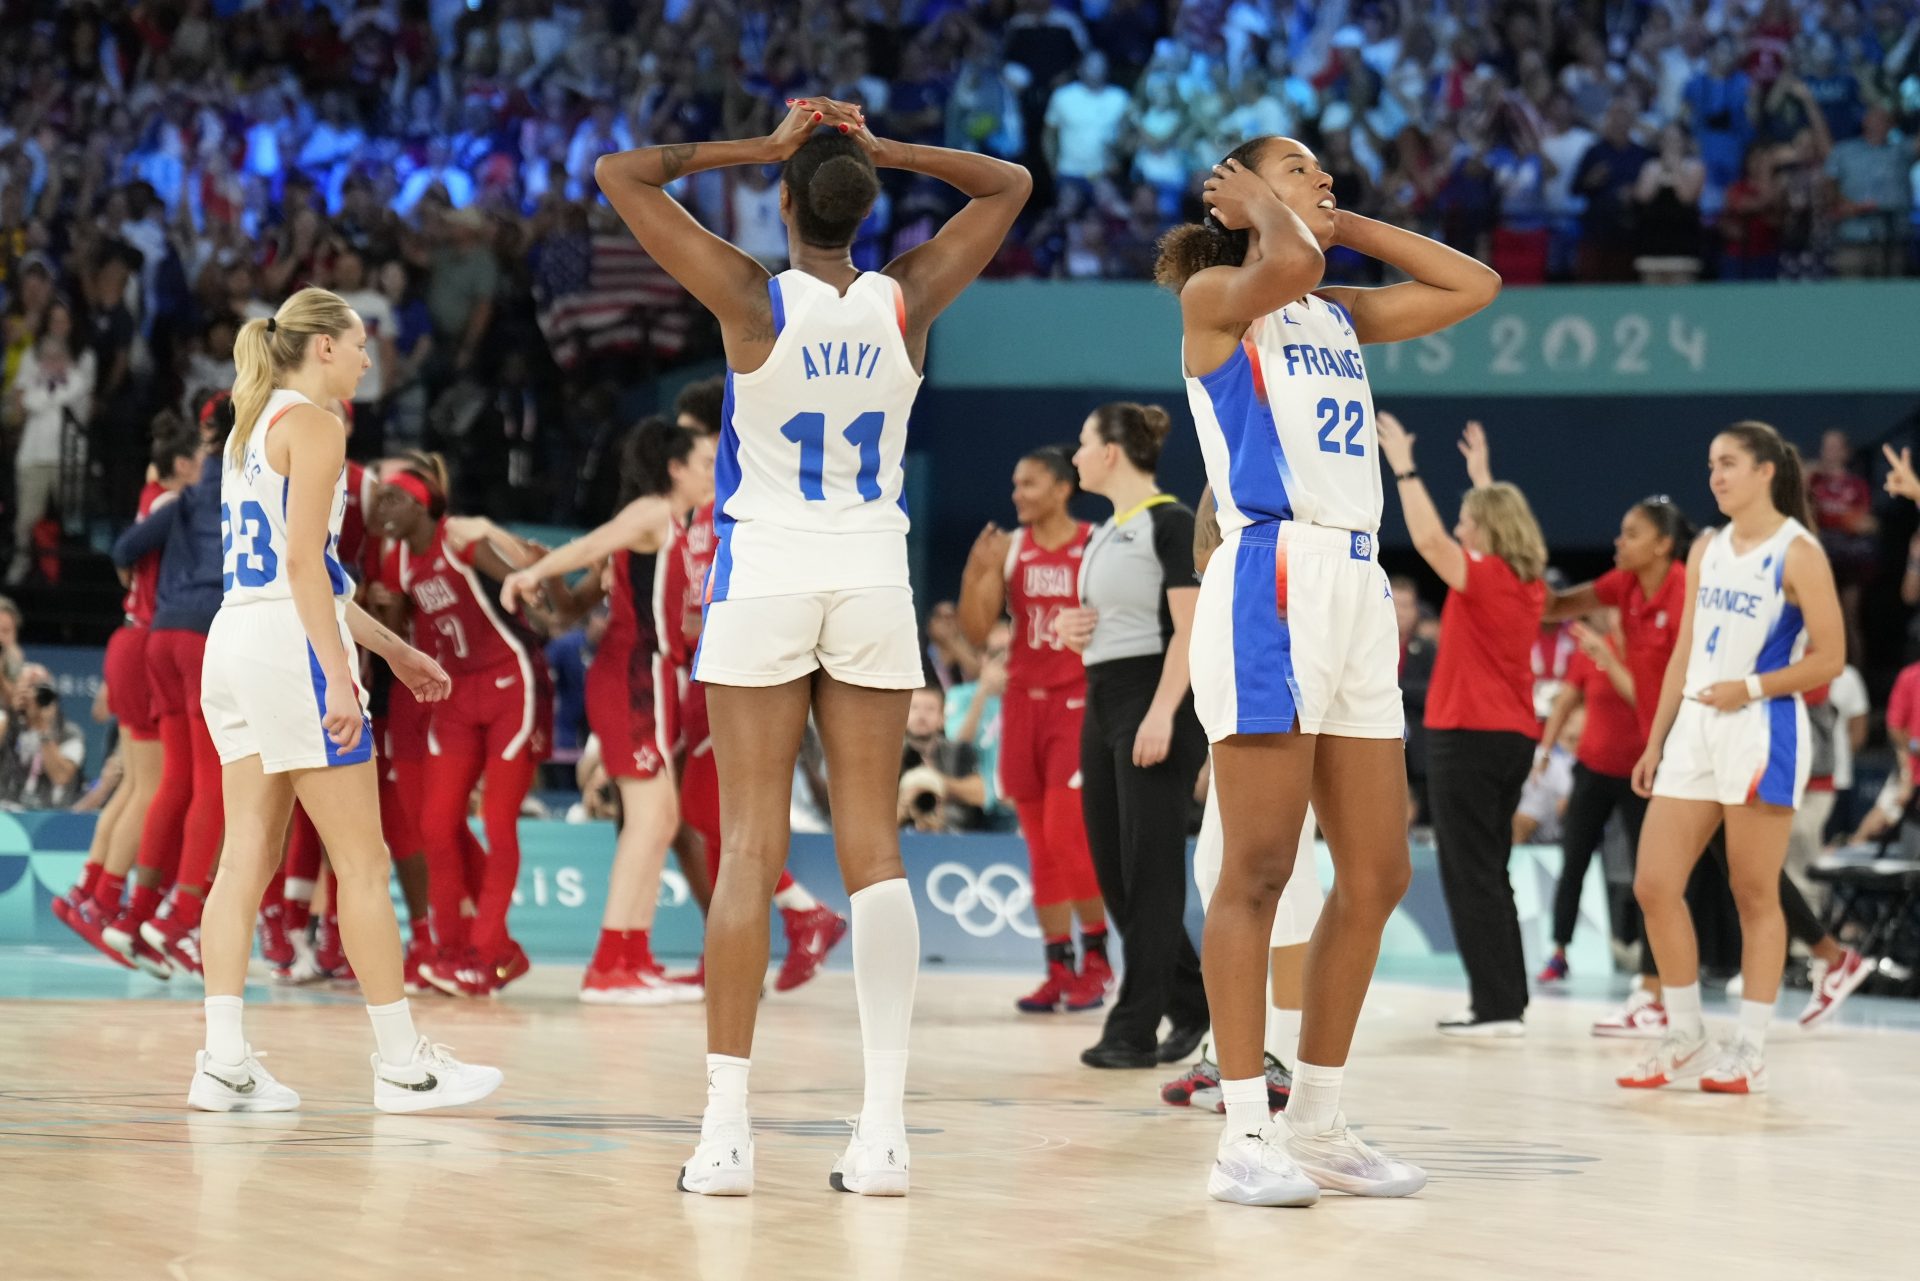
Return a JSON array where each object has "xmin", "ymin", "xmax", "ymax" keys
[{"xmin": 1, "ymin": 959, "xmax": 1913, "ymax": 1281}]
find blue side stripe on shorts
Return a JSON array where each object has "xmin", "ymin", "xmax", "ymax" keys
[
  {"xmin": 1756, "ymin": 695, "xmax": 1798, "ymax": 806},
  {"xmin": 1230, "ymin": 527, "xmax": 1300, "ymax": 734},
  {"xmin": 306, "ymin": 642, "xmax": 373, "ymax": 767},
  {"xmin": 708, "ymin": 372, "xmax": 741, "ymax": 605}
]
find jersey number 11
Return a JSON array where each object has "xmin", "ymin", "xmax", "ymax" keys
[{"xmin": 780, "ymin": 411, "xmax": 885, "ymax": 502}]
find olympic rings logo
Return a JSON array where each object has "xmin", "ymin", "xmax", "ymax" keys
[{"xmin": 924, "ymin": 862, "xmax": 1039, "ymax": 939}]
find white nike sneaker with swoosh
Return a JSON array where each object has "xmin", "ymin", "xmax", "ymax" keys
[
  {"xmin": 830, "ymin": 1124, "xmax": 910, "ymax": 1196},
  {"xmin": 188, "ymin": 1048, "xmax": 301, "ymax": 1112},
  {"xmin": 372, "ymin": 1037, "xmax": 504, "ymax": 1114},
  {"xmin": 679, "ymin": 1130, "xmax": 755, "ymax": 1196}
]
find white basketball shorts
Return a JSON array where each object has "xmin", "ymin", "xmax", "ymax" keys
[
  {"xmin": 201, "ymin": 600, "xmax": 373, "ymax": 774},
  {"xmin": 1194, "ymin": 768, "xmax": 1324, "ymax": 947},
  {"xmin": 1652, "ymin": 697, "xmax": 1810, "ymax": 809},
  {"xmin": 693, "ymin": 586, "xmax": 923, "ymax": 690},
  {"xmin": 1191, "ymin": 521, "xmax": 1403, "ymax": 743}
]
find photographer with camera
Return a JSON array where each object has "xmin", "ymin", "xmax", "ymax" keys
[
  {"xmin": 1, "ymin": 663, "xmax": 85, "ymax": 810},
  {"xmin": 900, "ymin": 686, "xmax": 988, "ymax": 833}
]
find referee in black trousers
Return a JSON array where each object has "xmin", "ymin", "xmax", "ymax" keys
[{"xmin": 1056, "ymin": 402, "xmax": 1209, "ymax": 1069}]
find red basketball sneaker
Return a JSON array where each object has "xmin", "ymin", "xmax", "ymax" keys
[
  {"xmin": 51, "ymin": 886, "xmax": 82, "ymax": 928},
  {"xmin": 420, "ymin": 948, "xmax": 473, "ymax": 998},
  {"xmin": 403, "ymin": 936, "xmax": 435, "ymax": 996},
  {"xmin": 1080, "ymin": 949, "xmax": 1116, "ymax": 998},
  {"xmin": 1016, "ymin": 963, "xmax": 1071, "ymax": 1012},
  {"xmin": 63, "ymin": 898, "xmax": 135, "ymax": 970},
  {"xmin": 256, "ymin": 903, "xmax": 294, "ymax": 970},
  {"xmin": 775, "ymin": 905, "xmax": 848, "ymax": 992},
  {"xmin": 141, "ymin": 914, "xmax": 203, "ymax": 978},
  {"xmin": 579, "ymin": 961, "xmax": 633, "ymax": 1004},
  {"xmin": 493, "ymin": 941, "xmax": 531, "ymax": 992},
  {"xmin": 102, "ymin": 909, "xmax": 173, "ymax": 979},
  {"xmin": 312, "ymin": 914, "xmax": 346, "ymax": 978}
]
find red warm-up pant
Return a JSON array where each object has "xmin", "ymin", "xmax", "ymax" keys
[
  {"xmin": 137, "ymin": 630, "xmax": 222, "ymax": 895},
  {"xmin": 679, "ymin": 685, "xmax": 792, "ymax": 895},
  {"xmin": 1001, "ymin": 686, "xmax": 1100, "ymax": 908}
]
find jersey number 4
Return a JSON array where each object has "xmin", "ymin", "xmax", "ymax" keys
[
  {"xmin": 221, "ymin": 500, "xmax": 278, "ymax": 591},
  {"xmin": 780, "ymin": 411, "xmax": 885, "ymax": 502},
  {"xmin": 1315, "ymin": 397, "xmax": 1367, "ymax": 457}
]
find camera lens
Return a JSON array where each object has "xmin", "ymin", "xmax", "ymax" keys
[{"xmin": 32, "ymin": 686, "xmax": 55, "ymax": 708}]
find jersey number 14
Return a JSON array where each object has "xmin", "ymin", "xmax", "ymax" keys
[{"xmin": 780, "ymin": 411, "xmax": 885, "ymax": 502}]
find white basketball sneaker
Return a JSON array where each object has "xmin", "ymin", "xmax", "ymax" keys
[
  {"xmin": 371, "ymin": 1038, "xmax": 504, "ymax": 1114},
  {"xmin": 1283, "ymin": 1113, "xmax": 1428, "ymax": 1197},
  {"xmin": 188, "ymin": 1048, "xmax": 301, "ymax": 1112},
  {"xmin": 1207, "ymin": 1125, "xmax": 1320, "ymax": 1207},
  {"xmin": 1699, "ymin": 1038, "xmax": 1768, "ymax": 1095},
  {"xmin": 680, "ymin": 1129, "xmax": 755, "ymax": 1196},
  {"xmin": 830, "ymin": 1123, "xmax": 910, "ymax": 1196},
  {"xmin": 1616, "ymin": 1029, "xmax": 1710, "ymax": 1089}
]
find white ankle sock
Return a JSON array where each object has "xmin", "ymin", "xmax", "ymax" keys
[
  {"xmin": 1264, "ymin": 1006, "xmax": 1301, "ymax": 1069},
  {"xmin": 1738, "ymin": 999, "xmax": 1772, "ymax": 1050},
  {"xmin": 1663, "ymin": 982, "xmax": 1704, "ymax": 1040},
  {"xmin": 705, "ymin": 1054, "xmax": 750, "ymax": 1135},
  {"xmin": 773, "ymin": 882, "xmax": 819, "ymax": 912},
  {"xmin": 366, "ymin": 998, "xmax": 420, "ymax": 1066},
  {"xmin": 204, "ymin": 995, "xmax": 246, "ymax": 1065},
  {"xmin": 1283, "ymin": 1060, "xmax": 1344, "ymax": 1137},
  {"xmin": 1220, "ymin": 1076, "xmax": 1267, "ymax": 1137},
  {"xmin": 850, "ymin": 878, "xmax": 918, "ymax": 1133}
]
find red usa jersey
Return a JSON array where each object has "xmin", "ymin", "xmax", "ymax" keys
[
  {"xmin": 603, "ymin": 546, "xmax": 667, "ymax": 669},
  {"xmin": 1004, "ymin": 523, "xmax": 1091, "ymax": 691},
  {"xmin": 662, "ymin": 503, "xmax": 716, "ymax": 669},
  {"xmin": 124, "ymin": 480, "xmax": 175, "ymax": 626},
  {"xmin": 338, "ymin": 460, "xmax": 378, "ymax": 584},
  {"xmin": 384, "ymin": 520, "xmax": 543, "ymax": 677}
]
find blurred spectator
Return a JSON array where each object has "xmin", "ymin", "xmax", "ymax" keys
[
  {"xmin": 1633, "ymin": 122, "xmax": 1708, "ymax": 277},
  {"xmin": 900, "ymin": 686, "xmax": 987, "ymax": 833},
  {"xmin": 0, "ymin": 597, "xmax": 26, "ymax": 702},
  {"xmin": 0, "ymin": 664, "xmax": 84, "ymax": 810},
  {"xmin": 1395, "ymin": 574, "xmax": 1437, "ymax": 832},
  {"xmin": 1574, "ymin": 101, "xmax": 1656, "ymax": 281},
  {"xmin": 1046, "ymin": 52, "xmax": 1131, "ymax": 188},
  {"xmin": 944, "ymin": 619, "xmax": 1010, "ymax": 827},
  {"xmin": 424, "ymin": 208, "xmax": 498, "ymax": 382},
  {"xmin": 1686, "ymin": 36, "xmax": 1757, "ymax": 203},
  {"xmin": 924, "ymin": 600, "xmax": 980, "ymax": 690},
  {"xmin": 7, "ymin": 304, "xmax": 93, "ymax": 585},
  {"xmin": 330, "ymin": 248, "xmax": 397, "ymax": 451},
  {"xmin": 1808, "ymin": 427, "xmax": 1877, "ymax": 638},
  {"xmin": 1825, "ymin": 105, "xmax": 1912, "ymax": 277},
  {"xmin": 1720, "ymin": 142, "xmax": 1785, "ymax": 278}
]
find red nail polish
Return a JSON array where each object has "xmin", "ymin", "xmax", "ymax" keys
[
  {"xmin": 814, "ymin": 112, "xmax": 823, "ymax": 121},
  {"xmin": 838, "ymin": 123, "xmax": 849, "ymax": 133}
]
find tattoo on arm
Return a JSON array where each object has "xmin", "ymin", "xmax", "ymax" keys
[{"xmin": 658, "ymin": 144, "xmax": 698, "ymax": 182}]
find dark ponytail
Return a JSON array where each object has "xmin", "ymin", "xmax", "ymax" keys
[
  {"xmin": 783, "ymin": 132, "xmax": 880, "ymax": 249},
  {"xmin": 1153, "ymin": 136, "xmax": 1274, "ymax": 293},
  {"xmin": 1021, "ymin": 444, "xmax": 1079, "ymax": 491},
  {"xmin": 1631, "ymin": 495, "xmax": 1696, "ymax": 564},
  {"xmin": 1091, "ymin": 401, "xmax": 1174, "ymax": 475},
  {"xmin": 620, "ymin": 416, "xmax": 695, "ymax": 502},
  {"xmin": 1719, "ymin": 420, "xmax": 1814, "ymax": 530}
]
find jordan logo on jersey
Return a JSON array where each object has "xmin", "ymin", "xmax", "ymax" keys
[{"xmin": 801, "ymin": 341, "xmax": 883, "ymax": 381}]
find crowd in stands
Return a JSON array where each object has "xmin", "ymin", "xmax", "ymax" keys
[{"xmin": 6, "ymin": 2, "xmax": 1920, "ymax": 581}]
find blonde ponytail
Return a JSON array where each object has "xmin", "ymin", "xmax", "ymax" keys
[{"xmin": 225, "ymin": 287, "xmax": 360, "ymax": 465}]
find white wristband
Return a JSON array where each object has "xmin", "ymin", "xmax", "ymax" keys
[{"xmin": 1745, "ymin": 674, "xmax": 1764, "ymax": 702}]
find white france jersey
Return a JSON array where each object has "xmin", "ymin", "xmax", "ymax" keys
[
  {"xmin": 1185, "ymin": 293, "xmax": 1381, "ymax": 536},
  {"xmin": 220, "ymin": 388, "xmax": 353, "ymax": 605},
  {"xmin": 1683, "ymin": 518, "xmax": 1814, "ymax": 694},
  {"xmin": 708, "ymin": 270, "xmax": 923, "ymax": 601}
]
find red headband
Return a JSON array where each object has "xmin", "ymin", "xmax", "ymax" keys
[{"xmin": 388, "ymin": 471, "xmax": 434, "ymax": 509}]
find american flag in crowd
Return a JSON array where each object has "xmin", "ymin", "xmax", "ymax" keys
[{"xmin": 533, "ymin": 231, "xmax": 695, "ymax": 370}]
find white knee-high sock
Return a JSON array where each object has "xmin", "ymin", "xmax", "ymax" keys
[{"xmin": 851, "ymin": 878, "xmax": 918, "ymax": 1134}]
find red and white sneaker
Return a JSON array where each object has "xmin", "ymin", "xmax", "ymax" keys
[
  {"xmin": 1015, "ymin": 962, "xmax": 1073, "ymax": 1013},
  {"xmin": 492, "ymin": 941, "xmax": 531, "ymax": 992},
  {"xmin": 1080, "ymin": 949, "xmax": 1116, "ymax": 997},
  {"xmin": 141, "ymin": 915, "xmax": 203, "ymax": 978},
  {"xmin": 1699, "ymin": 1038, "xmax": 1768, "ymax": 1094},
  {"xmin": 641, "ymin": 959, "xmax": 703, "ymax": 1005},
  {"xmin": 62, "ymin": 898, "xmax": 135, "ymax": 969},
  {"xmin": 450, "ymin": 957, "xmax": 501, "ymax": 997},
  {"xmin": 420, "ymin": 949, "xmax": 476, "ymax": 998},
  {"xmin": 669, "ymin": 956, "xmax": 707, "ymax": 999},
  {"xmin": 1160, "ymin": 1056, "xmax": 1220, "ymax": 1106},
  {"xmin": 102, "ymin": 910, "xmax": 173, "ymax": 979},
  {"xmin": 312, "ymin": 915, "xmax": 347, "ymax": 979},
  {"xmin": 1798, "ymin": 948, "xmax": 1871, "ymax": 1028},
  {"xmin": 774, "ymin": 905, "xmax": 848, "ymax": 992},
  {"xmin": 50, "ymin": 886, "xmax": 83, "ymax": 928},
  {"xmin": 255, "ymin": 903, "xmax": 294, "ymax": 971},
  {"xmin": 580, "ymin": 963, "xmax": 638, "ymax": 1005},
  {"xmin": 1190, "ymin": 1054, "xmax": 1293, "ymax": 1114},
  {"xmin": 403, "ymin": 938, "xmax": 435, "ymax": 996},
  {"xmin": 608, "ymin": 964, "xmax": 683, "ymax": 1007},
  {"xmin": 1592, "ymin": 988, "xmax": 1668, "ymax": 1039},
  {"xmin": 1616, "ymin": 1030, "xmax": 1710, "ymax": 1089}
]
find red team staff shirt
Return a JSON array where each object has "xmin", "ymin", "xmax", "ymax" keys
[
  {"xmin": 1566, "ymin": 648, "xmax": 1642, "ymax": 778},
  {"xmin": 1425, "ymin": 551, "xmax": 1548, "ymax": 739},
  {"xmin": 1005, "ymin": 523, "xmax": 1092, "ymax": 692},
  {"xmin": 1591, "ymin": 561, "xmax": 1686, "ymax": 740},
  {"xmin": 382, "ymin": 521, "xmax": 544, "ymax": 678}
]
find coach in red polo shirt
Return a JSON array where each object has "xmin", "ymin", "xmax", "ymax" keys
[{"xmin": 1381, "ymin": 416, "xmax": 1549, "ymax": 1038}]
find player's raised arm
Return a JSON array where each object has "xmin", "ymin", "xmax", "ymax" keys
[
  {"xmin": 1174, "ymin": 158, "xmax": 1326, "ymax": 339},
  {"xmin": 1317, "ymin": 212, "xmax": 1502, "ymax": 346},
  {"xmin": 593, "ymin": 102, "xmax": 860, "ymax": 338},
  {"xmin": 858, "ymin": 128, "xmax": 1032, "ymax": 350}
]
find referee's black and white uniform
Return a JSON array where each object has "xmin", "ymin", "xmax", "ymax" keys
[{"xmin": 1075, "ymin": 491, "xmax": 1209, "ymax": 1069}]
